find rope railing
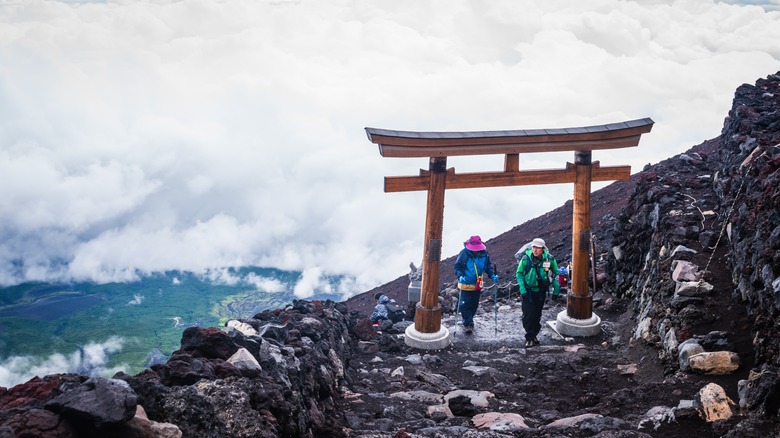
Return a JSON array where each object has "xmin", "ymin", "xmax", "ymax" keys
[{"xmin": 695, "ymin": 146, "xmax": 771, "ymax": 291}]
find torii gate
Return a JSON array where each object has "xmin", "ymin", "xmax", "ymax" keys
[{"xmin": 365, "ymin": 118, "xmax": 653, "ymax": 349}]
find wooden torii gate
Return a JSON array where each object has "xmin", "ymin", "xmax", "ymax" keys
[{"xmin": 365, "ymin": 118, "xmax": 653, "ymax": 349}]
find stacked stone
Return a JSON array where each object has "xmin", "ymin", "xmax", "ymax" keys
[
  {"xmin": 716, "ymin": 72, "xmax": 780, "ymax": 424},
  {"xmin": 606, "ymin": 71, "xmax": 780, "ymax": 430}
]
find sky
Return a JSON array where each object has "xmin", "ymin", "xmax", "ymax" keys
[{"xmin": 1, "ymin": 0, "xmax": 779, "ymax": 298}]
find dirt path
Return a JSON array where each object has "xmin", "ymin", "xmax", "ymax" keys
[{"xmin": 340, "ymin": 288, "xmax": 743, "ymax": 437}]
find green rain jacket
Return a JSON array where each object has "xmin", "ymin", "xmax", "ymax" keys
[{"xmin": 516, "ymin": 248, "xmax": 560, "ymax": 300}]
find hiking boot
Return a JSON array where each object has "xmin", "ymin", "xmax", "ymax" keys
[
  {"xmin": 464, "ymin": 325, "xmax": 473, "ymax": 334},
  {"xmin": 532, "ymin": 338, "xmax": 540, "ymax": 346},
  {"xmin": 524, "ymin": 340, "xmax": 533, "ymax": 347}
]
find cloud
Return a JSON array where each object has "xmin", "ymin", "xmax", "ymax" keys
[
  {"xmin": 717, "ymin": 0, "xmax": 780, "ymax": 12},
  {"xmin": 293, "ymin": 266, "xmax": 331, "ymax": 299},
  {"xmin": 128, "ymin": 294, "xmax": 144, "ymax": 305},
  {"xmin": 0, "ymin": 337, "xmax": 127, "ymax": 388},
  {"xmin": 0, "ymin": 0, "xmax": 778, "ymax": 293},
  {"xmin": 244, "ymin": 272, "xmax": 285, "ymax": 293}
]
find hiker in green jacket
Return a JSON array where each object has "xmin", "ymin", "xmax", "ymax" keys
[{"xmin": 516, "ymin": 237, "xmax": 560, "ymax": 347}]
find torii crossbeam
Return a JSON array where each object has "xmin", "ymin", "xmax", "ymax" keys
[{"xmin": 365, "ymin": 118, "xmax": 653, "ymax": 349}]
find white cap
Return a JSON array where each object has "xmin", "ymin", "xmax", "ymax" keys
[{"xmin": 531, "ymin": 238, "xmax": 546, "ymax": 248}]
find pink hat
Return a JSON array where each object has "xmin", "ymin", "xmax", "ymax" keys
[{"xmin": 464, "ymin": 235, "xmax": 486, "ymax": 251}]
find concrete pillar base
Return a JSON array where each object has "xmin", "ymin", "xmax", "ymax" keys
[
  {"xmin": 555, "ymin": 310, "xmax": 602, "ymax": 337},
  {"xmin": 404, "ymin": 324, "xmax": 451, "ymax": 350}
]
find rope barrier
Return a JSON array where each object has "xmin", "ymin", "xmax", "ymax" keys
[
  {"xmin": 696, "ymin": 146, "xmax": 771, "ymax": 290},
  {"xmin": 477, "ymin": 280, "xmax": 519, "ymax": 303}
]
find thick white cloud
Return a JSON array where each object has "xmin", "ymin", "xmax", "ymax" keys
[
  {"xmin": 0, "ymin": 336, "xmax": 126, "ymax": 388},
  {"xmin": 293, "ymin": 266, "xmax": 330, "ymax": 299},
  {"xmin": 0, "ymin": 0, "xmax": 778, "ymax": 293}
]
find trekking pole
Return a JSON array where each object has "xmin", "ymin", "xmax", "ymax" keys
[
  {"xmin": 455, "ymin": 287, "xmax": 462, "ymax": 331},
  {"xmin": 590, "ymin": 235, "xmax": 598, "ymax": 294},
  {"xmin": 493, "ymin": 263, "xmax": 498, "ymax": 337}
]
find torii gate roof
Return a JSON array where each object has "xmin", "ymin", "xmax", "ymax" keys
[{"xmin": 365, "ymin": 118, "xmax": 654, "ymax": 158}]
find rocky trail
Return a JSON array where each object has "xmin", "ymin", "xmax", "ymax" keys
[{"xmin": 340, "ymin": 279, "xmax": 753, "ymax": 437}]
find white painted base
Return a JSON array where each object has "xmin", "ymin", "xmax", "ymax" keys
[
  {"xmin": 404, "ymin": 324, "xmax": 451, "ymax": 350},
  {"xmin": 555, "ymin": 310, "xmax": 602, "ymax": 337}
]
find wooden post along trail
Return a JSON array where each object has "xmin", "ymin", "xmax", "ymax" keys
[{"xmin": 365, "ymin": 118, "xmax": 653, "ymax": 348}]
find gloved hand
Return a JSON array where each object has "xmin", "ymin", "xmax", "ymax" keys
[
  {"xmin": 491, "ymin": 274, "xmax": 499, "ymax": 283},
  {"xmin": 459, "ymin": 276, "xmax": 466, "ymax": 283}
]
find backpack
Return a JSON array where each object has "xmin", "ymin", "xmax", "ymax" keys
[
  {"xmin": 386, "ymin": 300, "xmax": 406, "ymax": 323},
  {"xmin": 514, "ymin": 242, "xmax": 533, "ymax": 262},
  {"xmin": 518, "ymin": 251, "xmax": 555, "ymax": 289}
]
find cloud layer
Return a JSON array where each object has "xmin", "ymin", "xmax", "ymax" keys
[
  {"xmin": 0, "ymin": 336, "xmax": 126, "ymax": 388},
  {"xmin": 0, "ymin": 0, "xmax": 778, "ymax": 293}
]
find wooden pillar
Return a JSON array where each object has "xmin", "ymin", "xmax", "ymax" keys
[
  {"xmin": 504, "ymin": 154, "xmax": 519, "ymax": 172},
  {"xmin": 415, "ymin": 157, "xmax": 446, "ymax": 333},
  {"xmin": 568, "ymin": 151, "xmax": 593, "ymax": 319}
]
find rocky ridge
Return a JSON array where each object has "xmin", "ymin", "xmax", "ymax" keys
[{"xmin": 0, "ymin": 72, "xmax": 778, "ymax": 437}]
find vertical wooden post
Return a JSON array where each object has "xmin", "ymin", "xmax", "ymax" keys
[
  {"xmin": 415, "ymin": 157, "xmax": 446, "ymax": 333},
  {"xmin": 504, "ymin": 154, "xmax": 519, "ymax": 172},
  {"xmin": 568, "ymin": 151, "xmax": 593, "ymax": 319}
]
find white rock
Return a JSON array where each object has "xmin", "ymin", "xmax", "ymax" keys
[
  {"xmin": 738, "ymin": 379, "xmax": 748, "ymax": 411},
  {"xmin": 129, "ymin": 406, "xmax": 182, "ymax": 438},
  {"xmin": 671, "ymin": 260, "xmax": 701, "ymax": 282},
  {"xmin": 545, "ymin": 413, "xmax": 602, "ymax": 428},
  {"xmin": 472, "ymin": 412, "xmax": 530, "ymax": 430},
  {"xmin": 689, "ymin": 351, "xmax": 740, "ymax": 375},
  {"xmin": 226, "ymin": 320, "xmax": 258, "ymax": 337},
  {"xmin": 638, "ymin": 406, "xmax": 675, "ymax": 431},
  {"xmin": 663, "ymin": 327, "xmax": 679, "ymax": 359},
  {"xmin": 617, "ymin": 364, "xmax": 637, "ymax": 375},
  {"xmin": 427, "ymin": 403, "xmax": 453, "ymax": 418},
  {"xmin": 671, "ymin": 245, "xmax": 698, "ymax": 256},
  {"xmin": 635, "ymin": 317, "xmax": 653, "ymax": 341},
  {"xmin": 678, "ymin": 341, "xmax": 705, "ymax": 372},
  {"xmin": 405, "ymin": 354, "xmax": 423, "ymax": 365},
  {"xmin": 328, "ymin": 349, "xmax": 344, "ymax": 379},
  {"xmin": 695, "ymin": 383, "xmax": 734, "ymax": 422},
  {"xmin": 390, "ymin": 390, "xmax": 443, "ymax": 403},
  {"xmin": 444, "ymin": 390, "xmax": 494, "ymax": 408},
  {"xmin": 227, "ymin": 348, "xmax": 262, "ymax": 371},
  {"xmin": 675, "ymin": 280, "xmax": 714, "ymax": 297},
  {"xmin": 463, "ymin": 366, "xmax": 494, "ymax": 376}
]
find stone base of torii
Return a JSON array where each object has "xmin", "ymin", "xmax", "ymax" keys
[
  {"xmin": 556, "ymin": 310, "xmax": 602, "ymax": 337},
  {"xmin": 405, "ymin": 324, "xmax": 451, "ymax": 350}
]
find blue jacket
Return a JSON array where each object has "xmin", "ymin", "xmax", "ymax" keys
[
  {"xmin": 454, "ymin": 248, "xmax": 495, "ymax": 291},
  {"xmin": 370, "ymin": 295, "xmax": 390, "ymax": 322}
]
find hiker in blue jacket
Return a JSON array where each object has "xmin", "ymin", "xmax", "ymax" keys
[
  {"xmin": 370, "ymin": 293, "xmax": 390, "ymax": 323},
  {"xmin": 516, "ymin": 237, "xmax": 560, "ymax": 347},
  {"xmin": 454, "ymin": 235, "xmax": 498, "ymax": 334}
]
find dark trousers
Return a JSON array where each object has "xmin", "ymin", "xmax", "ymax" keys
[
  {"xmin": 459, "ymin": 289, "xmax": 480, "ymax": 327},
  {"xmin": 521, "ymin": 292, "xmax": 545, "ymax": 341}
]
